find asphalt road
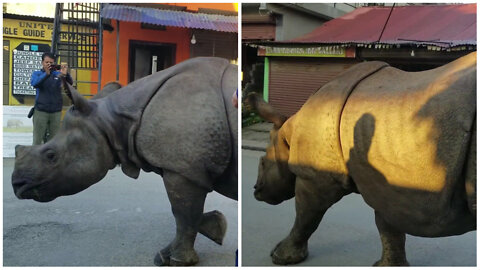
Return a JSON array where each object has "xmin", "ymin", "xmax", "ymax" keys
[
  {"xmin": 3, "ymin": 158, "xmax": 237, "ymax": 266},
  {"xmin": 241, "ymin": 149, "xmax": 476, "ymax": 266}
]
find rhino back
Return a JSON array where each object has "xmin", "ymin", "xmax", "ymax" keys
[
  {"xmin": 340, "ymin": 52, "xmax": 476, "ymax": 235},
  {"xmin": 286, "ymin": 61, "xmax": 388, "ymax": 180},
  {"xmin": 135, "ymin": 58, "xmax": 232, "ymax": 190}
]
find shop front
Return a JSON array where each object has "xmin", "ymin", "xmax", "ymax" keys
[
  {"xmin": 259, "ymin": 45, "xmax": 358, "ymax": 117},
  {"xmin": 98, "ymin": 3, "xmax": 238, "ymax": 88},
  {"xmin": 3, "ymin": 14, "xmax": 95, "ymax": 106},
  {"xmin": 3, "ymin": 14, "xmax": 96, "ymax": 156}
]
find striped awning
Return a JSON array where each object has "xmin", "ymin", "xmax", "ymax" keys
[{"xmin": 101, "ymin": 4, "xmax": 237, "ymax": 33}]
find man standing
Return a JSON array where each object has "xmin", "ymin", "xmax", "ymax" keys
[{"xmin": 30, "ymin": 52, "xmax": 73, "ymax": 145}]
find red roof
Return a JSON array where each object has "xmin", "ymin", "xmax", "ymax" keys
[{"xmin": 289, "ymin": 4, "xmax": 476, "ymax": 48}]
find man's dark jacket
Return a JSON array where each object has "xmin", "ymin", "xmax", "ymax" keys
[{"xmin": 30, "ymin": 69, "xmax": 73, "ymax": 113}]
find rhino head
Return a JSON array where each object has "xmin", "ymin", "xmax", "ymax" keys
[
  {"xmin": 12, "ymin": 79, "xmax": 117, "ymax": 202},
  {"xmin": 248, "ymin": 94, "xmax": 296, "ymax": 205}
]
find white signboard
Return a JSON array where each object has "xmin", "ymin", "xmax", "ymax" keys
[
  {"xmin": 3, "ymin": 106, "xmax": 33, "ymax": 157},
  {"xmin": 12, "ymin": 50, "xmax": 43, "ymax": 95}
]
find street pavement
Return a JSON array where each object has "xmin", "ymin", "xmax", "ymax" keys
[
  {"xmin": 3, "ymin": 158, "xmax": 237, "ymax": 266},
  {"xmin": 241, "ymin": 123, "xmax": 476, "ymax": 266}
]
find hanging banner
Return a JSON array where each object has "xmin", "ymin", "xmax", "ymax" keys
[{"xmin": 258, "ymin": 45, "xmax": 356, "ymax": 58}]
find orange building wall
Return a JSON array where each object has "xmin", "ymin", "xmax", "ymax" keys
[
  {"xmin": 90, "ymin": 3, "xmax": 238, "ymax": 95},
  {"xmin": 91, "ymin": 20, "xmax": 190, "ymax": 94}
]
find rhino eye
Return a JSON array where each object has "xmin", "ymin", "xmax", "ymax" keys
[{"xmin": 45, "ymin": 150, "xmax": 57, "ymax": 162}]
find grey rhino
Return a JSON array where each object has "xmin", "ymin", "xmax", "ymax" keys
[
  {"xmin": 12, "ymin": 57, "xmax": 238, "ymax": 266},
  {"xmin": 90, "ymin": 81, "xmax": 123, "ymax": 100},
  {"xmin": 249, "ymin": 52, "xmax": 476, "ymax": 266}
]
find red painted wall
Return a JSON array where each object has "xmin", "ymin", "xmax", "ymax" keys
[{"xmin": 91, "ymin": 20, "xmax": 190, "ymax": 94}]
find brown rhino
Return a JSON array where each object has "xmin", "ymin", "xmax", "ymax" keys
[
  {"xmin": 12, "ymin": 57, "xmax": 238, "ymax": 266},
  {"xmin": 249, "ymin": 52, "xmax": 476, "ymax": 266}
]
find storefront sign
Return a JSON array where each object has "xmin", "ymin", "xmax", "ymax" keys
[
  {"xmin": 3, "ymin": 18, "xmax": 90, "ymax": 42},
  {"xmin": 12, "ymin": 43, "xmax": 51, "ymax": 96},
  {"xmin": 3, "ymin": 106, "xmax": 33, "ymax": 157},
  {"xmin": 3, "ymin": 19, "xmax": 54, "ymax": 41},
  {"xmin": 258, "ymin": 45, "xmax": 356, "ymax": 58}
]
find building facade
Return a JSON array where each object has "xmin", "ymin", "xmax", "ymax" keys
[
  {"xmin": 99, "ymin": 3, "xmax": 238, "ymax": 89},
  {"xmin": 3, "ymin": 3, "xmax": 238, "ymax": 106},
  {"xmin": 247, "ymin": 3, "xmax": 476, "ymax": 117}
]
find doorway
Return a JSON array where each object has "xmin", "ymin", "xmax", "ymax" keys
[{"xmin": 129, "ymin": 41, "xmax": 176, "ymax": 82}]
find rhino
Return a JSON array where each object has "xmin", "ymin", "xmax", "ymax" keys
[
  {"xmin": 11, "ymin": 57, "xmax": 238, "ymax": 266},
  {"xmin": 248, "ymin": 52, "xmax": 476, "ymax": 266},
  {"xmin": 90, "ymin": 81, "xmax": 123, "ymax": 100}
]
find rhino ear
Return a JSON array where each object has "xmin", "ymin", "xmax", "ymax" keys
[
  {"xmin": 61, "ymin": 77, "xmax": 93, "ymax": 115},
  {"xmin": 247, "ymin": 93, "xmax": 287, "ymax": 129}
]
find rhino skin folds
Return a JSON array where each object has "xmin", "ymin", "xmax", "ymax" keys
[
  {"xmin": 250, "ymin": 52, "xmax": 476, "ymax": 266},
  {"xmin": 12, "ymin": 57, "xmax": 238, "ymax": 266}
]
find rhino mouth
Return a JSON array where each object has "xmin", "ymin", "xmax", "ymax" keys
[
  {"xmin": 12, "ymin": 177, "xmax": 55, "ymax": 202},
  {"xmin": 253, "ymin": 183, "xmax": 264, "ymax": 200},
  {"xmin": 253, "ymin": 188, "xmax": 263, "ymax": 201},
  {"xmin": 254, "ymin": 186, "xmax": 283, "ymax": 205}
]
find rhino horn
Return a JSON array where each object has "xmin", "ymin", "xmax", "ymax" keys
[
  {"xmin": 247, "ymin": 93, "xmax": 287, "ymax": 129},
  {"xmin": 61, "ymin": 76, "xmax": 93, "ymax": 115}
]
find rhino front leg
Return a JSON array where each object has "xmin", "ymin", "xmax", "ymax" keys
[
  {"xmin": 271, "ymin": 176, "xmax": 348, "ymax": 265},
  {"xmin": 373, "ymin": 211, "xmax": 409, "ymax": 266},
  {"xmin": 154, "ymin": 170, "xmax": 208, "ymax": 266}
]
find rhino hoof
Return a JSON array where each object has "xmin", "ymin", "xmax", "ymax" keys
[
  {"xmin": 270, "ymin": 241, "xmax": 308, "ymax": 265},
  {"xmin": 169, "ymin": 256, "xmax": 199, "ymax": 266},
  {"xmin": 373, "ymin": 259, "xmax": 410, "ymax": 266},
  {"xmin": 154, "ymin": 252, "xmax": 170, "ymax": 266},
  {"xmin": 153, "ymin": 246, "xmax": 199, "ymax": 266}
]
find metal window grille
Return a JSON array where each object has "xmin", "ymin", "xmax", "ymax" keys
[{"xmin": 52, "ymin": 3, "xmax": 101, "ymax": 69}]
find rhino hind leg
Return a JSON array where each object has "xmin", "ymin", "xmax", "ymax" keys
[
  {"xmin": 271, "ymin": 176, "xmax": 348, "ymax": 265},
  {"xmin": 154, "ymin": 170, "xmax": 208, "ymax": 266},
  {"xmin": 199, "ymin": 210, "xmax": 227, "ymax": 245},
  {"xmin": 154, "ymin": 209, "xmax": 227, "ymax": 266},
  {"xmin": 373, "ymin": 211, "xmax": 409, "ymax": 266}
]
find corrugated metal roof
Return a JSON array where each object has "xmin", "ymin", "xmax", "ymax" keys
[
  {"xmin": 101, "ymin": 4, "xmax": 237, "ymax": 33},
  {"xmin": 288, "ymin": 4, "xmax": 476, "ymax": 48},
  {"xmin": 3, "ymin": 13, "xmax": 54, "ymax": 23}
]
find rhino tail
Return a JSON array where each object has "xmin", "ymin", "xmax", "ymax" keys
[{"xmin": 198, "ymin": 210, "xmax": 227, "ymax": 245}]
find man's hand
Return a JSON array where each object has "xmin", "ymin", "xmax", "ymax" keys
[{"xmin": 60, "ymin": 62, "xmax": 68, "ymax": 75}]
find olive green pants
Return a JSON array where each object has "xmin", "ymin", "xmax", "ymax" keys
[{"xmin": 32, "ymin": 110, "xmax": 62, "ymax": 145}]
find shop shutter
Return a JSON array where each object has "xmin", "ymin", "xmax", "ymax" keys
[
  {"xmin": 269, "ymin": 57, "xmax": 359, "ymax": 117},
  {"xmin": 242, "ymin": 14, "xmax": 276, "ymax": 41},
  {"xmin": 191, "ymin": 29, "xmax": 237, "ymax": 61},
  {"xmin": 242, "ymin": 24, "xmax": 275, "ymax": 40}
]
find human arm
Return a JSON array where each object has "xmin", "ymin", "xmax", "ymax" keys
[{"xmin": 30, "ymin": 70, "xmax": 49, "ymax": 88}]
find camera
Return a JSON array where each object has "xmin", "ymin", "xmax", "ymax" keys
[{"xmin": 50, "ymin": 64, "xmax": 62, "ymax": 71}]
